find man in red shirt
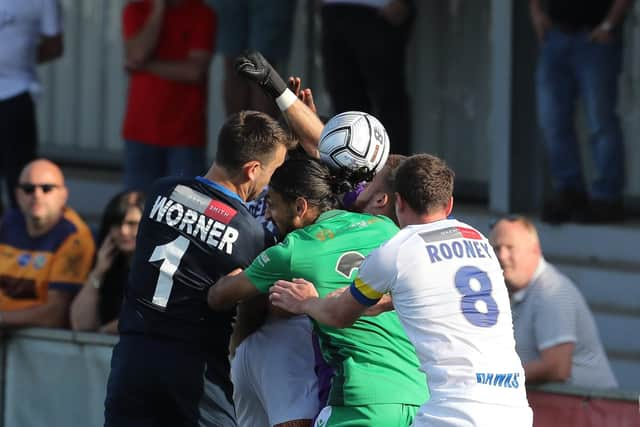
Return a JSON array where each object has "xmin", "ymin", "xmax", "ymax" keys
[{"xmin": 122, "ymin": 0, "xmax": 216, "ymax": 193}]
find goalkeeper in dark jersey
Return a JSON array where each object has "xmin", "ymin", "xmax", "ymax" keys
[{"xmin": 104, "ymin": 111, "xmax": 296, "ymax": 427}]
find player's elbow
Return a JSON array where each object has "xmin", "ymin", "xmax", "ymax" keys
[
  {"xmin": 328, "ymin": 311, "xmax": 358, "ymax": 328},
  {"xmin": 124, "ymin": 44, "xmax": 149, "ymax": 70},
  {"xmin": 185, "ymin": 62, "xmax": 209, "ymax": 84},
  {"xmin": 332, "ymin": 318, "xmax": 354, "ymax": 328},
  {"xmin": 207, "ymin": 287, "xmax": 229, "ymax": 311}
]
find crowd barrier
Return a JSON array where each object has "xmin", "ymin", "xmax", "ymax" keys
[
  {"xmin": 528, "ymin": 383, "xmax": 639, "ymax": 427},
  {"xmin": 0, "ymin": 329, "xmax": 637, "ymax": 427}
]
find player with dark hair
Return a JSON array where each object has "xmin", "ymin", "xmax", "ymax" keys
[
  {"xmin": 352, "ymin": 153, "xmax": 406, "ymax": 224},
  {"xmin": 271, "ymin": 154, "xmax": 533, "ymax": 426},
  {"xmin": 104, "ymin": 111, "xmax": 295, "ymax": 427},
  {"xmin": 208, "ymin": 156, "xmax": 429, "ymax": 427}
]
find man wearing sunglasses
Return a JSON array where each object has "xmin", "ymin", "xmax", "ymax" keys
[{"xmin": 0, "ymin": 159, "xmax": 95, "ymax": 330}]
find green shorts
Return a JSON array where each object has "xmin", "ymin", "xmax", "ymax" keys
[{"xmin": 314, "ymin": 403, "xmax": 418, "ymax": 427}]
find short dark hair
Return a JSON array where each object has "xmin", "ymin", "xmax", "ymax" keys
[
  {"xmin": 215, "ymin": 111, "xmax": 296, "ymax": 174},
  {"xmin": 379, "ymin": 154, "xmax": 407, "ymax": 193},
  {"xmin": 392, "ymin": 154, "xmax": 454, "ymax": 214},
  {"xmin": 270, "ymin": 155, "xmax": 364, "ymax": 213}
]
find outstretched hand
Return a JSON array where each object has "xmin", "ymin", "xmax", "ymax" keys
[
  {"xmin": 269, "ymin": 278, "xmax": 319, "ymax": 314},
  {"xmin": 234, "ymin": 51, "xmax": 287, "ymax": 98},
  {"xmin": 288, "ymin": 76, "xmax": 317, "ymax": 113}
]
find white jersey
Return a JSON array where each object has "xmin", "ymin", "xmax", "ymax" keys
[
  {"xmin": 231, "ymin": 316, "xmax": 319, "ymax": 427},
  {"xmin": 351, "ymin": 219, "xmax": 531, "ymax": 422},
  {"xmin": 0, "ymin": 0, "xmax": 62, "ymax": 99}
]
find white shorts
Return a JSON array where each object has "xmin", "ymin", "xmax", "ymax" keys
[
  {"xmin": 231, "ymin": 315, "xmax": 320, "ymax": 427},
  {"xmin": 412, "ymin": 399, "xmax": 533, "ymax": 427}
]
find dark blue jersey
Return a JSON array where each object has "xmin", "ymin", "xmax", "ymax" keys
[{"xmin": 118, "ymin": 176, "xmax": 268, "ymax": 384}]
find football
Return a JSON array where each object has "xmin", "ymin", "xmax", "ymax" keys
[{"xmin": 318, "ymin": 111, "xmax": 390, "ymax": 174}]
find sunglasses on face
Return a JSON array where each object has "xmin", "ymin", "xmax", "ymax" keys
[{"xmin": 17, "ymin": 183, "xmax": 60, "ymax": 194}]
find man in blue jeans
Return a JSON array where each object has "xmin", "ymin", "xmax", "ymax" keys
[{"xmin": 530, "ymin": 0, "xmax": 632, "ymax": 223}]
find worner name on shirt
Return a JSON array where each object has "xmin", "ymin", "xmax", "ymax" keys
[{"xmin": 149, "ymin": 194, "xmax": 239, "ymax": 255}]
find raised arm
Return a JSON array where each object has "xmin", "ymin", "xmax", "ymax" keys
[
  {"xmin": 69, "ymin": 276, "xmax": 100, "ymax": 331},
  {"xmin": 235, "ymin": 51, "xmax": 323, "ymax": 158},
  {"xmin": 71, "ymin": 233, "xmax": 120, "ymax": 331}
]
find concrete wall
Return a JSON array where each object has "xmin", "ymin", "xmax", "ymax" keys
[{"xmin": 0, "ymin": 329, "xmax": 636, "ymax": 427}]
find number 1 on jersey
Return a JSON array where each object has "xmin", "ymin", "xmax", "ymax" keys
[{"xmin": 149, "ymin": 236, "xmax": 190, "ymax": 308}]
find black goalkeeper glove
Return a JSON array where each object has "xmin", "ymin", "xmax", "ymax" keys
[{"xmin": 235, "ymin": 51, "xmax": 288, "ymax": 99}]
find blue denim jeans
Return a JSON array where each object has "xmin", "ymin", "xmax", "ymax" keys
[
  {"xmin": 535, "ymin": 29, "xmax": 624, "ymax": 200},
  {"xmin": 123, "ymin": 141, "xmax": 206, "ymax": 193}
]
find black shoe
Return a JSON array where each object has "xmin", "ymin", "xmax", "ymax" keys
[
  {"xmin": 574, "ymin": 198, "xmax": 625, "ymax": 224},
  {"xmin": 541, "ymin": 190, "xmax": 588, "ymax": 224}
]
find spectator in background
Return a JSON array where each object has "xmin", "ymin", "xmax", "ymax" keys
[
  {"xmin": 321, "ymin": 0, "xmax": 414, "ymax": 155},
  {"xmin": 530, "ymin": 0, "xmax": 632, "ymax": 223},
  {"xmin": 489, "ymin": 216, "xmax": 618, "ymax": 388},
  {"xmin": 0, "ymin": 0, "xmax": 63, "ymax": 211},
  {"xmin": 210, "ymin": 0, "xmax": 297, "ymax": 118},
  {"xmin": 70, "ymin": 190, "xmax": 145, "ymax": 334},
  {"xmin": 0, "ymin": 159, "xmax": 95, "ymax": 329},
  {"xmin": 121, "ymin": 0, "xmax": 216, "ymax": 193}
]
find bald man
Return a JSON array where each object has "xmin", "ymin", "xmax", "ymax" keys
[
  {"xmin": 489, "ymin": 216, "xmax": 617, "ymax": 388},
  {"xmin": 0, "ymin": 159, "xmax": 95, "ymax": 329}
]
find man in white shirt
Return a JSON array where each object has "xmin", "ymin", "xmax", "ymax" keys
[
  {"xmin": 0, "ymin": 0, "xmax": 63, "ymax": 210},
  {"xmin": 489, "ymin": 216, "xmax": 618, "ymax": 388},
  {"xmin": 270, "ymin": 154, "xmax": 533, "ymax": 426}
]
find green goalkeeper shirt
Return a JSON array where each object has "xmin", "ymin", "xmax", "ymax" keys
[{"xmin": 245, "ymin": 210, "xmax": 429, "ymax": 407}]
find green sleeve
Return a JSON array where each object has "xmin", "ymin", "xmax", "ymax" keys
[{"xmin": 245, "ymin": 237, "xmax": 295, "ymax": 293}]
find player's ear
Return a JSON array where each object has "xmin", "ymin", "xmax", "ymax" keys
[
  {"xmin": 294, "ymin": 197, "xmax": 308, "ymax": 217},
  {"xmin": 374, "ymin": 192, "xmax": 389, "ymax": 208},
  {"xmin": 242, "ymin": 160, "xmax": 261, "ymax": 181},
  {"xmin": 445, "ymin": 196, "xmax": 454, "ymax": 216}
]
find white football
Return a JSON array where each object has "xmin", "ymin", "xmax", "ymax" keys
[{"xmin": 318, "ymin": 111, "xmax": 390, "ymax": 174}]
